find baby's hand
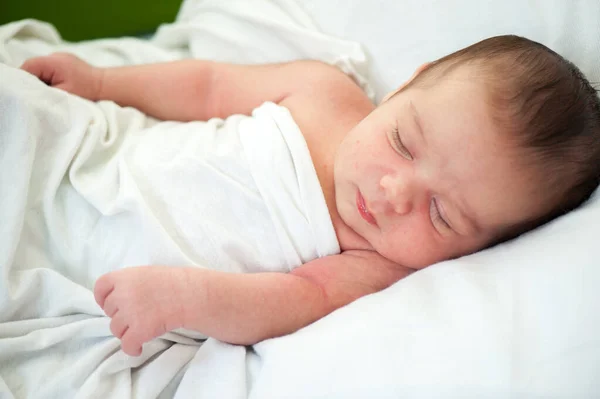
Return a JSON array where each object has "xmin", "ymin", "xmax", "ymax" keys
[
  {"xmin": 20, "ymin": 53, "xmax": 104, "ymax": 101},
  {"xmin": 94, "ymin": 266, "xmax": 188, "ymax": 356}
]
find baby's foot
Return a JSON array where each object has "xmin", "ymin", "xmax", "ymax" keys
[{"xmin": 94, "ymin": 266, "xmax": 189, "ymax": 356}]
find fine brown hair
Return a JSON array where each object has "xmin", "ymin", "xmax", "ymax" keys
[{"xmin": 411, "ymin": 35, "xmax": 600, "ymax": 240}]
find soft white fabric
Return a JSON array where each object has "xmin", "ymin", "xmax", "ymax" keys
[
  {"xmin": 1, "ymin": 0, "xmax": 600, "ymax": 398},
  {"xmin": 0, "ymin": 62, "xmax": 339, "ymax": 396},
  {"xmin": 239, "ymin": 103, "xmax": 340, "ymax": 266},
  {"xmin": 0, "ymin": 6, "xmax": 355, "ymax": 397},
  {"xmin": 252, "ymin": 196, "xmax": 600, "ymax": 398},
  {"xmin": 300, "ymin": 0, "xmax": 600, "ymax": 102}
]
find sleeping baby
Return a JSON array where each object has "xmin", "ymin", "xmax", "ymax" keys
[{"xmin": 21, "ymin": 35, "xmax": 600, "ymax": 356}]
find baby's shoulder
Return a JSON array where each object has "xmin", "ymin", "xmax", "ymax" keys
[
  {"xmin": 279, "ymin": 64, "xmax": 374, "ymax": 153},
  {"xmin": 281, "ymin": 64, "xmax": 373, "ymax": 122}
]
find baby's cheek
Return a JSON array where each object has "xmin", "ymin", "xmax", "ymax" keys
[{"xmin": 380, "ymin": 223, "xmax": 438, "ymax": 268}]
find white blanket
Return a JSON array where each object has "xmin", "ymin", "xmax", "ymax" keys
[{"xmin": 0, "ymin": 64, "xmax": 345, "ymax": 399}]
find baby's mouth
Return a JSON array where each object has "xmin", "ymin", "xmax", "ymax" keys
[{"xmin": 356, "ymin": 190, "xmax": 378, "ymax": 226}]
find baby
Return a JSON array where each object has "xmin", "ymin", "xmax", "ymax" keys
[{"xmin": 21, "ymin": 35, "xmax": 600, "ymax": 356}]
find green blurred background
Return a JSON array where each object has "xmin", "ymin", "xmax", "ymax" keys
[{"xmin": 0, "ymin": 0, "xmax": 184, "ymax": 41}]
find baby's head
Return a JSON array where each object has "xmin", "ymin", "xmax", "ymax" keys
[
  {"xmin": 409, "ymin": 35, "xmax": 600, "ymax": 237},
  {"xmin": 334, "ymin": 35, "xmax": 600, "ymax": 268}
]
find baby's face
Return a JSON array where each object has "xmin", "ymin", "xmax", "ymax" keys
[{"xmin": 334, "ymin": 66, "xmax": 539, "ymax": 268}]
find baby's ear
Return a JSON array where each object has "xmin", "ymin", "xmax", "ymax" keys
[{"xmin": 380, "ymin": 62, "xmax": 431, "ymax": 104}]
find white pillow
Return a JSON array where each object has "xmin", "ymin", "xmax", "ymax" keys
[
  {"xmin": 248, "ymin": 1, "xmax": 600, "ymax": 398},
  {"xmin": 252, "ymin": 194, "xmax": 600, "ymax": 398},
  {"xmin": 299, "ymin": 0, "xmax": 600, "ymax": 102}
]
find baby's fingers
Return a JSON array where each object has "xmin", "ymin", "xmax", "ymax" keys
[
  {"xmin": 120, "ymin": 328, "xmax": 143, "ymax": 357},
  {"xmin": 94, "ymin": 273, "xmax": 115, "ymax": 308},
  {"xmin": 101, "ymin": 291, "xmax": 119, "ymax": 318},
  {"xmin": 20, "ymin": 57, "xmax": 56, "ymax": 84},
  {"xmin": 109, "ymin": 310, "xmax": 129, "ymax": 339}
]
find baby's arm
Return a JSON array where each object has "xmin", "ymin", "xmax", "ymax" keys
[
  {"xmin": 21, "ymin": 53, "xmax": 350, "ymax": 121},
  {"xmin": 94, "ymin": 252, "xmax": 413, "ymax": 356}
]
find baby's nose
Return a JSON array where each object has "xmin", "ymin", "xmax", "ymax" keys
[{"xmin": 380, "ymin": 174, "xmax": 414, "ymax": 216}]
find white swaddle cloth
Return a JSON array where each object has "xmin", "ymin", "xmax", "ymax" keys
[
  {"xmin": 238, "ymin": 102, "xmax": 341, "ymax": 269},
  {"xmin": 0, "ymin": 64, "xmax": 340, "ymax": 295},
  {"xmin": 69, "ymin": 100, "xmax": 341, "ymax": 279},
  {"xmin": 0, "ymin": 64, "xmax": 339, "ymax": 397}
]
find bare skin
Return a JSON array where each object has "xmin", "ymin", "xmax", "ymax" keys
[{"xmin": 20, "ymin": 53, "xmax": 539, "ymax": 356}]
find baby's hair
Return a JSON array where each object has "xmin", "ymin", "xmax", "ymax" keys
[{"xmin": 410, "ymin": 35, "xmax": 600, "ymax": 241}]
